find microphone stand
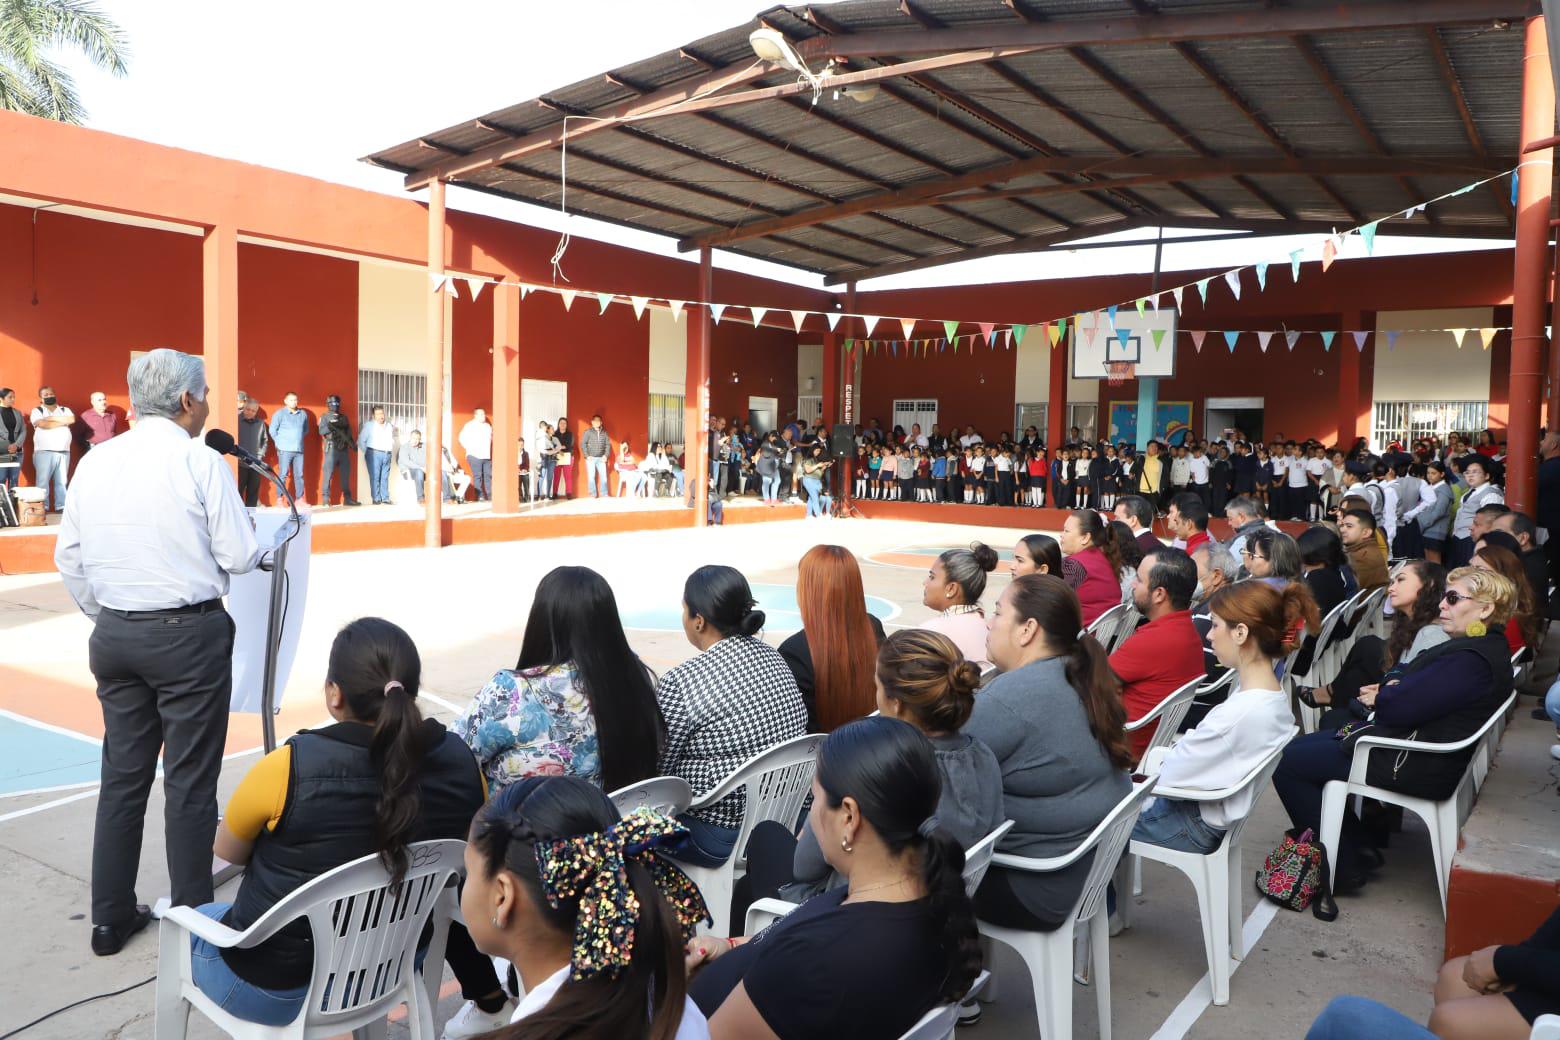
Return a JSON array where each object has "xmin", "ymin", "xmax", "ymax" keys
[{"xmin": 244, "ymin": 455, "xmax": 301, "ymax": 755}]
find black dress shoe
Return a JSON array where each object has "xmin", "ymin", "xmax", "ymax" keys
[
  {"xmin": 344, "ymin": 499, "xmax": 361, "ymax": 506},
  {"xmin": 92, "ymin": 904, "xmax": 152, "ymax": 956}
]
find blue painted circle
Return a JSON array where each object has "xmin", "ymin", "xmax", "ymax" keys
[{"xmin": 621, "ymin": 582, "xmax": 899, "ymax": 632}]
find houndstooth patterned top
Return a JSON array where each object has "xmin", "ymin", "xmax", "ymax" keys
[{"xmin": 656, "ymin": 635, "xmax": 808, "ymax": 829}]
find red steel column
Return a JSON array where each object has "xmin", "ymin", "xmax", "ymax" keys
[
  {"xmin": 491, "ymin": 281, "xmax": 521, "ymax": 513},
  {"xmin": 1046, "ymin": 324, "xmax": 1068, "ymax": 452},
  {"xmin": 821, "ymin": 331, "xmax": 841, "ymax": 428},
  {"xmin": 1510, "ymin": 15, "xmax": 1555, "ymax": 515},
  {"xmin": 424, "ymin": 179, "xmax": 447, "ymax": 548},
  {"xmin": 201, "ymin": 224, "xmax": 239, "ymax": 448},
  {"xmin": 1336, "ymin": 310, "xmax": 1362, "ymax": 449},
  {"xmin": 1550, "ymin": 240, "xmax": 1560, "ymax": 429},
  {"xmin": 687, "ymin": 247, "xmax": 713, "ymax": 526}
]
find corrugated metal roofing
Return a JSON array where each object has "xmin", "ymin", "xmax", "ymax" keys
[{"xmin": 365, "ymin": 0, "xmax": 1534, "ymax": 283}]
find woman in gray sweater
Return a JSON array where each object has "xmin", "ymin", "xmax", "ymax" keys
[{"xmin": 967, "ymin": 573, "xmax": 1133, "ymax": 930}]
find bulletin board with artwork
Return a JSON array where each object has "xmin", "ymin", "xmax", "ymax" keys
[{"xmin": 1106, "ymin": 401, "xmax": 1194, "ymax": 447}]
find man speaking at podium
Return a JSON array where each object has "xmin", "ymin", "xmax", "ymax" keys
[{"xmin": 56, "ymin": 349, "xmax": 277, "ymax": 957}]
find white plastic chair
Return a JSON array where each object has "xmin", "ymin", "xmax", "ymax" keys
[
  {"xmin": 742, "ymin": 820, "xmax": 1015, "ymax": 936},
  {"xmin": 681, "ymin": 733, "xmax": 826, "ymax": 936},
  {"xmin": 609, "ymin": 775, "xmax": 694, "ymax": 818},
  {"xmin": 976, "ymin": 779, "xmax": 1157, "ymax": 1040},
  {"xmin": 1122, "ymin": 732, "xmax": 1295, "ymax": 1006},
  {"xmin": 153, "ymin": 839, "xmax": 465, "ymax": 1040},
  {"xmin": 1104, "ymin": 608, "xmax": 1143, "ymax": 655},
  {"xmin": 1083, "ymin": 603, "xmax": 1130, "ymax": 650},
  {"xmin": 897, "ymin": 971, "xmax": 989, "ymax": 1040},
  {"xmin": 1319, "ymin": 691, "xmax": 1516, "ymax": 915},
  {"xmin": 1531, "ymin": 1014, "xmax": 1560, "ymax": 1040},
  {"xmin": 1124, "ymin": 677, "xmax": 1201, "ymax": 770}
]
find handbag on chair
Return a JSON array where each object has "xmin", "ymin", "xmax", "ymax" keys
[{"xmin": 1255, "ymin": 827, "xmax": 1339, "ymax": 921}]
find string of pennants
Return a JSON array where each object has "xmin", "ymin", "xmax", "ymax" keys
[{"xmin": 429, "ymin": 164, "xmax": 1528, "ymax": 354}]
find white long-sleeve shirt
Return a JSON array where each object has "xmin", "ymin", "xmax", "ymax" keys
[
  {"xmin": 1366, "ymin": 479, "xmax": 1399, "ymax": 544},
  {"xmin": 458, "ymin": 419, "xmax": 492, "ymax": 459},
  {"xmin": 1155, "ymin": 685, "xmax": 1293, "ymax": 828},
  {"xmin": 1401, "ymin": 477, "xmax": 1437, "ymax": 523},
  {"xmin": 55, "ymin": 416, "xmax": 272, "ymax": 618},
  {"xmin": 360, "ymin": 419, "xmax": 396, "ymax": 453}
]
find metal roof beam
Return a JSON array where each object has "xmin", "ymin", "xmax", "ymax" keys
[
  {"xmin": 825, "ymin": 220, "xmax": 1144, "ymax": 284},
  {"xmin": 1424, "ymin": 26, "xmax": 1514, "ymax": 224},
  {"xmin": 797, "ymin": 1, "xmax": 1538, "ymax": 61}
]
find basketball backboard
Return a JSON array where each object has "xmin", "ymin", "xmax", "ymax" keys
[{"xmin": 1071, "ymin": 308, "xmax": 1178, "ymax": 380}]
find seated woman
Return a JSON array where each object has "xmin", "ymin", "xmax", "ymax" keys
[
  {"xmin": 456, "ymin": 565, "xmax": 664, "ymax": 795},
  {"xmin": 1303, "ymin": 906, "xmax": 1560, "ymax": 1040},
  {"xmin": 1059, "ymin": 508, "xmax": 1124, "ymax": 626},
  {"xmin": 1305, "ymin": 560, "xmax": 1447, "ymax": 729},
  {"xmin": 779, "ymin": 545, "xmax": 885, "ymax": 733},
  {"xmin": 1274, "ymin": 568, "xmax": 1517, "ymax": 892},
  {"xmin": 194, "ymin": 618, "xmax": 497, "ymax": 1029},
  {"xmin": 745, "ymin": 629, "xmax": 1005, "ymax": 908},
  {"xmin": 1297, "ymin": 524, "xmax": 1352, "ymax": 617},
  {"xmin": 687, "ymin": 717, "xmax": 982, "ymax": 1040},
  {"xmin": 615, "ymin": 440, "xmax": 644, "ymax": 497},
  {"xmin": 917, "ymin": 543, "xmax": 999, "ymax": 668},
  {"xmin": 1132, "ymin": 582, "xmax": 1315, "ymax": 853},
  {"xmin": 1243, "ymin": 527, "xmax": 1304, "ymax": 588},
  {"xmin": 461, "ymin": 776, "xmax": 711, "ymax": 1038},
  {"xmin": 966, "ymin": 574, "xmax": 1133, "ymax": 931},
  {"xmin": 1011, "ymin": 532, "xmax": 1066, "ymax": 582},
  {"xmin": 1471, "ymin": 542, "xmax": 1541, "ymax": 655},
  {"xmin": 1108, "ymin": 519, "xmax": 1146, "ymax": 603},
  {"xmin": 657, "ymin": 565, "xmax": 807, "ymax": 867}
]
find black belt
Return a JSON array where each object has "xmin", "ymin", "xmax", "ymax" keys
[{"xmin": 104, "ymin": 599, "xmax": 223, "ymax": 619}]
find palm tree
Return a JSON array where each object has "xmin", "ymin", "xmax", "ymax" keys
[{"xmin": 0, "ymin": 0, "xmax": 128, "ymax": 124}]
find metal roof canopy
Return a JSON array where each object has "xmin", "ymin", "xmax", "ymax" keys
[{"xmin": 365, "ymin": 0, "xmax": 1537, "ymax": 286}]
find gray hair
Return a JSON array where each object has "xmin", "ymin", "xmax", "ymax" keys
[
  {"xmin": 128, "ymin": 349, "xmax": 206, "ymax": 419},
  {"xmin": 1196, "ymin": 541, "xmax": 1241, "ymax": 583},
  {"xmin": 1226, "ymin": 495, "xmax": 1264, "ymax": 522},
  {"xmin": 236, "ymin": 390, "xmax": 250, "ymax": 404}
]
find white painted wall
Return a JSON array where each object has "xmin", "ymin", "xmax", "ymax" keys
[
  {"xmin": 1373, "ymin": 308, "xmax": 1494, "ymax": 401},
  {"xmin": 648, "ymin": 309, "xmax": 688, "ymax": 396},
  {"xmin": 797, "ymin": 343, "xmax": 823, "ymax": 400}
]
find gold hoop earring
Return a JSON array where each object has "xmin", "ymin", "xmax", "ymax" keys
[{"xmin": 840, "ymin": 836, "xmax": 853, "ymax": 853}]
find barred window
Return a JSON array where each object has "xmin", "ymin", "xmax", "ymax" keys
[
  {"xmin": 649, "ymin": 393, "xmax": 685, "ymax": 446},
  {"xmin": 1371, "ymin": 401, "xmax": 1488, "ymax": 451},
  {"xmin": 357, "ymin": 369, "xmax": 427, "ymax": 437}
]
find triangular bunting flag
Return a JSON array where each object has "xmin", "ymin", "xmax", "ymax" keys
[
  {"xmin": 1285, "ymin": 330, "xmax": 1301, "ymax": 351},
  {"xmin": 518, "ymin": 283, "xmax": 533, "ymax": 299},
  {"xmin": 791, "ymin": 310, "xmax": 808, "ymax": 333},
  {"xmin": 1320, "ymin": 331, "xmax": 1336, "ymax": 352},
  {"xmin": 1171, "ymin": 286, "xmax": 1184, "ymax": 312},
  {"xmin": 1255, "ymin": 263, "xmax": 1268, "ymax": 291},
  {"xmin": 1135, "ymin": 297, "xmax": 1147, "ymax": 318},
  {"xmin": 1012, "ymin": 324, "xmax": 1029, "ymax": 347},
  {"xmin": 1257, "ymin": 330, "xmax": 1274, "ymax": 353},
  {"xmin": 559, "ymin": 289, "xmax": 577, "ymax": 312},
  {"xmin": 1150, "ymin": 328, "xmax": 1167, "ymax": 351},
  {"xmin": 826, "ymin": 311, "xmax": 842, "ymax": 331},
  {"xmin": 596, "ymin": 292, "xmax": 614, "ymax": 314},
  {"xmin": 1290, "ymin": 249, "xmax": 1303, "ymax": 282},
  {"xmin": 1359, "ymin": 221, "xmax": 1380, "ymax": 256},
  {"xmin": 844, "ymin": 338, "xmax": 854, "ymax": 354},
  {"xmin": 1385, "ymin": 330, "xmax": 1400, "ymax": 351},
  {"xmin": 750, "ymin": 307, "xmax": 768, "ymax": 328},
  {"xmin": 1479, "ymin": 328, "xmax": 1497, "ymax": 351},
  {"xmin": 428, "ymin": 272, "xmax": 443, "ymax": 293},
  {"xmin": 1224, "ymin": 269, "xmax": 1242, "ymax": 300},
  {"xmin": 900, "ymin": 317, "xmax": 917, "ymax": 340},
  {"xmin": 1106, "ymin": 303, "xmax": 1118, "ymax": 327},
  {"xmin": 1321, "ymin": 237, "xmax": 1338, "ymax": 271},
  {"xmin": 1003, "ymin": 329, "xmax": 1013, "ymax": 349},
  {"xmin": 862, "ymin": 315, "xmax": 882, "ymax": 336},
  {"xmin": 987, "ymin": 328, "xmax": 998, "ymax": 348},
  {"xmin": 1191, "ymin": 330, "xmax": 1206, "ymax": 354},
  {"xmin": 464, "ymin": 277, "xmax": 485, "ymax": 301},
  {"xmin": 1449, "ymin": 327, "xmax": 1466, "ymax": 348},
  {"xmin": 1223, "ymin": 330, "xmax": 1240, "ymax": 352},
  {"xmin": 710, "ymin": 303, "xmax": 726, "ymax": 325},
  {"xmin": 1196, "ymin": 278, "xmax": 1211, "ymax": 305},
  {"xmin": 1045, "ymin": 322, "xmax": 1060, "ymax": 348},
  {"xmin": 667, "ymin": 299, "xmax": 685, "ymax": 321},
  {"xmin": 938, "ymin": 339, "xmax": 946, "ymax": 353},
  {"xmin": 978, "ymin": 321, "xmax": 995, "ymax": 343},
  {"xmin": 1449, "ymin": 182, "xmax": 1477, "ymax": 198},
  {"xmin": 630, "ymin": 296, "xmax": 649, "ymax": 320},
  {"xmin": 1057, "ymin": 316, "xmax": 1068, "ymax": 340},
  {"xmin": 1511, "ymin": 170, "xmax": 1520, "ymax": 207},
  {"xmin": 1352, "ymin": 331, "xmax": 1368, "ymax": 352},
  {"xmin": 942, "ymin": 319, "xmax": 960, "ymax": 342},
  {"xmin": 1116, "ymin": 327, "xmax": 1132, "ymax": 352}
]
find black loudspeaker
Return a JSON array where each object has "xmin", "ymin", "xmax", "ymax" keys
[{"xmin": 831, "ymin": 423, "xmax": 856, "ymax": 457}]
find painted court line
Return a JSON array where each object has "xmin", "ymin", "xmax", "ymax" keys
[
  {"xmin": 1148, "ymin": 899, "xmax": 1281, "ymax": 1040},
  {"xmin": 0, "ymin": 707, "xmax": 102, "ymax": 746}
]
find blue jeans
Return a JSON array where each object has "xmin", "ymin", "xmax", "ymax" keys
[
  {"xmin": 467, "ymin": 455, "xmax": 491, "ymax": 500},
  {"xmin": 665, "ymin": 812, "xmax": 738, "ymax": 867},
  {"xmin": 802, "ymin": 476, "xmax": 829, "ymax": 517},
  {"xmin": 538, "ymin": 459, "xmax": 554, "ymax": 497},
  {"xmin": 586, "ymin": 455, "xmax": 608, "ymax": 496},
  {"xmin": 33, "ymin": 450, "xmax": 68, "ymax": 511},
  {"xmin": 1545, "ymin": 678, "xmax": 1560, "ymax": 727},
  {"xmin": 1131, "ymin": 797, "xmax": 1226, "ymax": 853},
  {"xmin": 0, "ymin": 464, "xmax": 17, "ymax": 490},
  {"xmin": 276, "ymin": 450, "xmax": 305, "ymax": 501},
  {"xmin": 762, "ymin": 474, "xmax": 780, "ymax": 502},
  {"xmin": 364, "ymin": 448, "xmax": 391, "ymax": 503},
  {"xmin": 1305, "ymin": 995, "xmax": 1434, "ymax": 1040},
  {"xmin": 189, "ymin": 903, "xmax": 309, "ymax": 1026}
]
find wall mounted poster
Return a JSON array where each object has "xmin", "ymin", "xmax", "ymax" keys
[{"xmin": 1107, "ymin": 401, "xmax": 1193, "ymax": 446}]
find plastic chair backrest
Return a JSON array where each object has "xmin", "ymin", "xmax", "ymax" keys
[
  {"xmin": 1105, "ymin": 608, "xmax": 1144, "ymax": 654},
  {"xmin": 609, "ymin": 776, "xmax": 694, "ymax": 818},
  {"xmin": 693, "ymin": 733, "xmax": 826, "ymax": 872},
  {"xmin": 1291, "ymin": 594, "xmax": 1354, "ymax": 680},
  {"xmin": 242, "ymin": 839, "xmax": 466, "ymax": 1030},
  {"xmin": 1125, "ymin": 676, "xmax": 1201, "ymax": 767},
  {"xmin": 1084, "ymin": 603, "xmax": 1129, "ymax": 647},
  {"xmin": 1530, "ymin": 1013, "xmax": 1560, "ymax": 1040},
  {"xmin": 961, "ymin": 820, "xmax": 1015, "ymax": 896},
  {"xmin": 896, "ymin": 971, "xmax": 989, "ymax": 1040},
  {"xmin": 1073, "ymin": 780, "xmax": 1157, "ymax": 923}
]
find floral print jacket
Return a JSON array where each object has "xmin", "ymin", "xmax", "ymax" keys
[{"xmin": 454, "ymin": 663, "xmax": 601, "ymax": 792}]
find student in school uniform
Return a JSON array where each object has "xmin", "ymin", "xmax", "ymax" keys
[
  {"xmin": 1052, "ymin": 448, "xmax": 1073, "ymax": 509},
  {"xmin": 1014, "ymin": 449, "xmax": 1030, "ymax": 507},
  {"xmin": 916, "ymin": 448, "xmax": 933, "ymax": 503},
  {"xmin": 970, "ymin": 447, "xmax": 988, "ymax": 504},
  {"xmin": 1074, "ymin": 446, "xmax": 1092, "ymax": 510},
  {"xmin": 1026, "ymin": 448, "xmax": 1047, "ymax": 507},
  {"xmin": 996, "ymin": 447, "xmax": 1015, "ymax": 506},
  {"xmin": 1089, "ymin": 445, "xmax": 1110, "ymax": 511},
  {"xmin": 931, "ymin": 449, "xmax": 948, "ymax": 503},
  {"xmin": 896, "ymin": 447, "xmax": 915, "ymax": 501}
]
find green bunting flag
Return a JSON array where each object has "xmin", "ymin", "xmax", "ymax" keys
[
  {"xmin": 943, "ymin": 319, "xmax": 959, "ymax": 342},
  {"xmin": 1150, "ymin": 328, "xmax": 1167, "ymax": 350},
  {"xmin": 1135, "ymin": 297, "xmax": 1147, "ymax": 318},
  {"xmin": 1255, "ymin": 263, "xmax": 1268, "ymax": 291},
  {"xmin": 1197, "ymin": 278, "xmax": 1211, "ymax": 305},
  {"xmin": 1290, "ymin": 250, "xmax": 1303, "ymax": 282},
  {"xmin": 1012, "ymin": 324, "xmax": 1029, "ymax": 346},
  {"xmin": 1359, "ymin": 221, "xmax": 1380, "ymax": 256}
]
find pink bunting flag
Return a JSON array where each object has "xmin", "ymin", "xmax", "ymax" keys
[
  {"xmin": 900, "ymin": 317, "xmax": 918, "ymax": 340},
  {"xmin": 1190, "ymin": 330, "xmax": 1207, "ymax": 354},
  {"xmin": 1256, "ymin": 331, "xmax": 1274, "ymax": 353},
  {"xmin": 979, "ymin": 321, "xmax": 996, "ymax": 342},
  {"xmin": 1321, "ymin": 237, "xmax": 1338, "ymax": 272},
  {"xmin": 791, "ymin": 310, "xmax": 808, "ymax": 333}
]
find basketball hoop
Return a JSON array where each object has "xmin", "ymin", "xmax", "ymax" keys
[{"xmin": 1106, "ymin": 361, "xmax": 1136, "ymax": 387}]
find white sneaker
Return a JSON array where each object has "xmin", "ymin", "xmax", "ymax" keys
[{"xmin": 442, "ymin": 998, "xmax": 517, "ymax": 1040}]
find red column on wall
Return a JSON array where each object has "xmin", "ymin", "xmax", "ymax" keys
[
  {"xmin": 202, "ymin": 224, "xmax": 238, "ymax": 448},
  {"xmin": 1046, "ymin": 329, "xmax": 1068, "ymax": 451},
  {"xmin": 1336, "ymin": 311, "xmax": 1362, "ymax": 449},
  {"xmin": 1508, "ymin": 15, "xmax": 1555, "ymax": 514},
  {"xmin": 821, "ymin": 331, "xmax": 840, "ymax": 428},
  {"xmin": 491, "ymin": 282, "xmax": 520, "ymax": 513}
]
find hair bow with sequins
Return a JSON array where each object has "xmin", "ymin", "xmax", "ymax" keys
[{"xmin": 534, "ymin": 806, "xmax": 710, "ymax": 980}]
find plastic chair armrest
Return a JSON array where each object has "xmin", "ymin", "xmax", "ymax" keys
[
  {"xmin": 1141, "ymin": 746, "xmax": 1171, "ymax": 774},
  {"xmin": 155, "ymin": 901, "xmax": 250, "ymax": 949},
  {"xmin": 1150, "ymin": 782, "xmax": 1238, "ymax": 802},
  {"xmin": 990, "ymin": 847, "xmax": 1092, "ymax": 873}
]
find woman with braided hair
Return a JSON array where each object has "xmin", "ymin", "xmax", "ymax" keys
[{"xmin": 461, "ymin": 776, "xmax": 711, "ymax": 1039}]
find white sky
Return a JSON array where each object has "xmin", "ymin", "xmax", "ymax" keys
[{"xmin": 51, "ymin": 0, "xmax": 1512, "ymax": 293}]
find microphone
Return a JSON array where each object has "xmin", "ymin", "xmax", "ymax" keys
[{"xmin": 205, "ymin": 429, "xmax": 265, "ymax": 468}]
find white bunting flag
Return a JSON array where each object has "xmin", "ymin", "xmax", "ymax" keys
[
  {"xmin": 750, "ymin": 307, "xmax": 768, "ymax": 328},
  {"xmin": 667, "ymin": 300, "xmax": 685, "ymax": 321},
  {"xmin": 862, "ymin": 315, "xmax": 883, "ymax": 336},
  {"xmin": 826, "ymin": 311, "xmax": 842, "ymax": 331},
  {"xmin": 900, "ymin": 317, "xmax": 918, "ymax": 340},
  {"xmin": 1449, "ymin": 328, "xmax": 1467, "ymax": 348},
  {"xmin": 1256, "ymin": 331, "xmax": 1274, "ymax": 353},
  {"xmin": 559, "ymin": 289, "xmax": 577, "ymax": 312},
  {"xmin": 463, "ymin": 277, "xmax": 485, "ymax": 301},
  {"xmin": 791, "ymin": 310, "xmax": 808, "ymax": 333},
  {"xmin": 1479, "ymin": 328, "xmax": 1497, "ymax": 351},
  {"xmin": 596, "ymin": 292, "xmax": 614, "ymax": 314},
  {"xmin": 630, "ymin": 296, "xmax": 649, "ymax": 319},
  {"xmin": 710, "ymin": 303, "xmax": 727, "ymax": 325},
  {"xmin": 1285, "ymin": 330, "xmax": 1301, "ymax": 351},
  {"xmin": 1171, "ymin": 286, "xmax": 1184, "ymax": 312},
  {"xmin": 1224, "ymin": 269, "xmax": 1242, "ymax": 300},
  {"xmin": 518, "ymin": 283, "xmax": 533, "ymax": 300}
]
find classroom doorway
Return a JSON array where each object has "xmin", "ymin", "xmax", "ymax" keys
[{"xmin": 1205, "ymin": 397, "xmax": 1264, "ymax": 444}]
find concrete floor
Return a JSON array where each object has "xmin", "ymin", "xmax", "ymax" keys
[{"xmin": 0, "ymin": 516, "xmax": 1456, "ymax": 1039}]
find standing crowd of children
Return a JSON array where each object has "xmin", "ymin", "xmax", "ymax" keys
[{"xmin": 853, "ymin": 439, "xmax": 1143, "ymax": 509}]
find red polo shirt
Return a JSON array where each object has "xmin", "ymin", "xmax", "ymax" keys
[
  {"xmin": 80, "ymin": 408, "xmax": 118, "ymax": 446},
  {"xmin": 1110, "ymin": 608, "xmax": 1206, "ymax": 761}
]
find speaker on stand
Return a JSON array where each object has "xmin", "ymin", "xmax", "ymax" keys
[{"xmin": 829, "ymin": 423, "xmax": 863, "ymax": 518}]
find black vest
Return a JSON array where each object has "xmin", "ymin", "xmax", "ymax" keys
[
  {"xmin": 1368, "ymin": 630, "xmax": 1512, "ymax": 797},
  {"xmin": 221, "ymin": 720, "xmax": 484, "ymax": 990}
]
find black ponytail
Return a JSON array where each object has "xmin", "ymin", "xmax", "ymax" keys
[
  {"xmin": 326, "ymin": 617, "xmax": 425, "ymax": 887},
  {"xmin": 816, "ymin": 717, "xmax": 981, "ymax": 1005},
  {"xmin": 683, "ymin": 564, "xmax": 766, "ymax": 638}
]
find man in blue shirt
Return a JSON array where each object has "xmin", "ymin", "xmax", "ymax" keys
[{"xmin": 266, "ymin": 392, "xmax": 308, "ymax": 502}]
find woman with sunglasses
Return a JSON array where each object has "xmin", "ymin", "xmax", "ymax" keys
[{"xmin": 1273, "ymin": 568, "xmax": 1516, "ymax": 893}]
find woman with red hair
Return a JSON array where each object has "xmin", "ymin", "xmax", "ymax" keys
[{"xmin": 780, "ymin": 545, "xmax": 886, "ymax": 732}]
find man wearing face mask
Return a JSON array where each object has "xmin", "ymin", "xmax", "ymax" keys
[
  {"xmin": 317, "ymin": 394, "xmax": 359, "ymax": 507},
  {"xmin": 30, "ymin": 385, "xmax": 75, "ymax": 512}
]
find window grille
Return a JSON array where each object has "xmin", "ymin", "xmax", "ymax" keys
[
  {"xmin": 357, "ymin": 369, "xmax": 427, "ymax": 437},
  {"xmin": 1371, "ymin": 401, "xmax": 1488, "ymax": 451},
  {"xmin": 648, "ymin": 393, "xmax": 685, "ymax": 446}
]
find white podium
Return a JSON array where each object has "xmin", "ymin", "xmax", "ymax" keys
[{"xmin": 229, "ymin": 510, "xmax": 311, "ymax": 725}]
